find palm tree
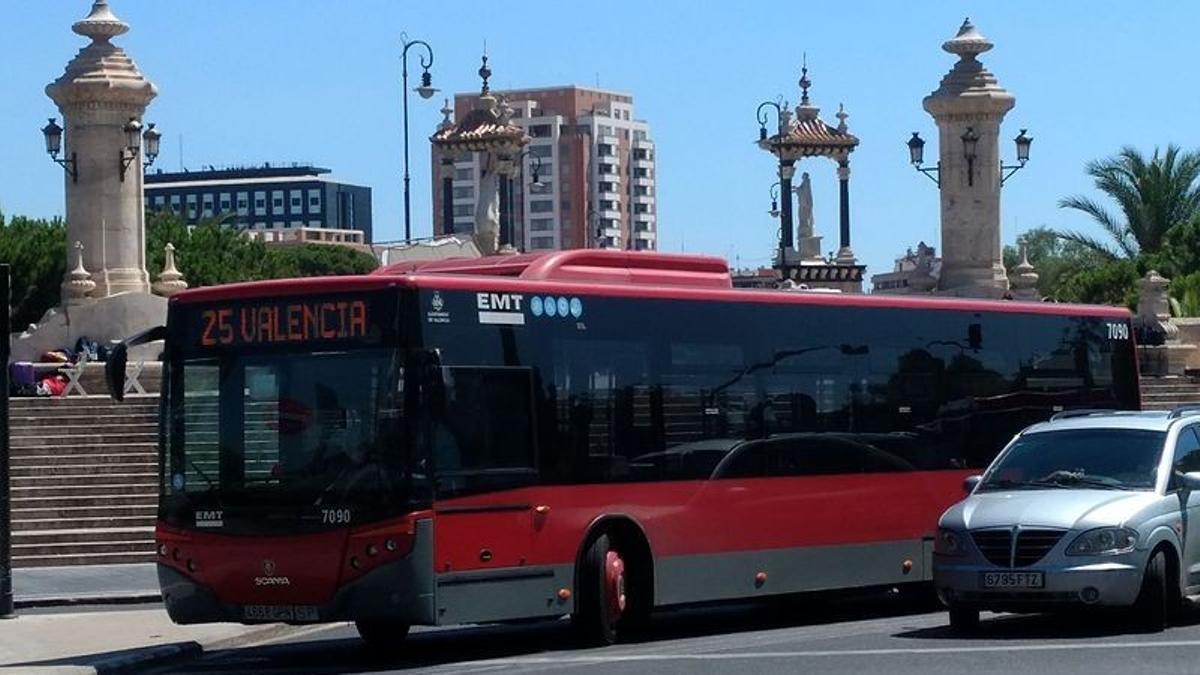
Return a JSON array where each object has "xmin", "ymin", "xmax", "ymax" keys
[{"xmin": 1056, "ymin": 145, "xmax": 1200, "ymax": 259}]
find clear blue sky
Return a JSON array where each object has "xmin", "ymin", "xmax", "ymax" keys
[{"xmin": 3, "ymin": 1, "xmax": 1199, "ymax": 279}]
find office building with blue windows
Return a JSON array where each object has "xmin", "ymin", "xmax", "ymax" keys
[{"xmin": 144, "ymin": 164, "xmax": 374, "ymax": 243}]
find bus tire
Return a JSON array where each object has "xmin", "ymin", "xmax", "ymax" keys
[
  {"xmin": 355, "ymin": 620, "xmax": 410, "ymax": 652},
  {"xmin": 574, "ymin": 533, "xmax": 626, "ymax": 646}
]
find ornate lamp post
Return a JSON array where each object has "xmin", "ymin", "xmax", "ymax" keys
[
  {"xmin": 756, "ymin": 99, "xmax": 793, "ymax": 273},
  {"xmin": 401, "ymin": 34, "xmax": 437, "ymax": 243}
]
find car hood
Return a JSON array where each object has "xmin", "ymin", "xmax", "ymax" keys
[{"xmin": 943, "ymin": 489, "xmax": 1159, "ymax": 531}]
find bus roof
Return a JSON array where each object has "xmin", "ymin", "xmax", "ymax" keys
[{"xmin": 174, "ymin": 250, "xmax": 1131, "ymax": 319}]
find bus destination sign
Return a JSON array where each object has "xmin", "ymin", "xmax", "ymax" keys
[{"xmin": 198, "ymin": 299, "xmax": 371, "ymax": 347}]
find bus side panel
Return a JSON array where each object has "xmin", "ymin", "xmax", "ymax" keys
[{"xmin": 432, "ymin": 470, "xmax": 966, "ymax": 612}]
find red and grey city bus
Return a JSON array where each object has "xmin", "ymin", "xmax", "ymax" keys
[{"xmin": 106, "ymin": 250, "xmax": 1140, "ymax": 647}]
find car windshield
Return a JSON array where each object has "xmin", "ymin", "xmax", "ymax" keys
[{"xmin": 979, "ymin": 428, "xmax": 1165, "ymax": 492}]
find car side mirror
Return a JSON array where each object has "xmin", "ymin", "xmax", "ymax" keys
[
  {"xmin": 963, "ymin": 475, "xmax": 982, "ymax": 494},
  {"xmin": 1181, "ymin": 472, "xmax": 1200, "ymax": 492}
]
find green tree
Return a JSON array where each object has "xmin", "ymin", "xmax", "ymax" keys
[
  {"xmin": 145, "ymin": 212, "xmax": 378, "ymax": 287},
  {"xmin": 1055, "ymin": 145, "xmax": 1200, "ymax": 259},
  {"xmin": 1003, "ymin": 226, "xmax": 1111, "ymax": 300},
  {"xmin": 0, "ymin": 212, "xmax": 67, "ymax": 328},
  {"xmin": 264, "ymin": 243, "xmax": 379, "ymax": 278}
]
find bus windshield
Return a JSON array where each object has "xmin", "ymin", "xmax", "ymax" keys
[{"xmin": 161, "ymin": 348, "xmax": 413, "ymax": 534}]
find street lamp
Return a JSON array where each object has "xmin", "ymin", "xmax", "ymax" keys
[
  {"xmin": 41, "ymin": 117, "xmax": 77, "ymax": 183},
  {"xmin": 142, "ymin": 123, "xmax": 161, "ymax": 168},
  {"xmin": 906, "ymin": 127, "xmax": 1032, "ymax": 187},
  {"xmin": 756, "ymin": 99, "xmax": 794, "ymax": 274},
  {"xmin": 118, "ymin": 117, "xmax": 142, "ymax": 182},
  {"xmin": 768, "ymin": 181, "xmax": 781, "ymax": 218},
  {"xmin": 401, "ymin": 33, "xmax": 437, "ymax": 243},
  {"xmin": 960, "ymin": 126, "xmax": 979, "ymax": 187},
  {"xmin": 1002, "ymin": 129, "xmax": 1033, "ymax": 184}
]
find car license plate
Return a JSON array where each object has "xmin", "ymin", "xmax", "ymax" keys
[
  {"xmin": 980, "ymin": 571, "xmax": 1045, "ymax": 589},
  {"xmin": 242, "ymin": 605, "xmax": 319, "ymax": 622}
]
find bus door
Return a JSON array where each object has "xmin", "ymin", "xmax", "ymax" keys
[{"xmin": 428, "ymin": 365, "xmax": 540, "ymax": 574}]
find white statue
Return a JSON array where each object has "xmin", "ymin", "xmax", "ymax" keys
[
  {"xmin": 795, "ymin": 172, "xmax": 815, "ymax": 240},
  {"xmin": 474, "ymin": 154, "xmax": 501, "ymax": 255}
]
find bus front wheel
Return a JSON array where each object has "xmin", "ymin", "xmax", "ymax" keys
[
  {"xmin": 355, "ymin": 619, "xmax": 410, "ymax": 653},
  {"xmin": 574, "ymin": 533, "xmax": 627, "ymax": 646}
]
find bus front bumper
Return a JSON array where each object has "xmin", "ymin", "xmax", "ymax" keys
[{"xmin": 159, "ymin": 520, "xmax": 436, "ymax": 626}]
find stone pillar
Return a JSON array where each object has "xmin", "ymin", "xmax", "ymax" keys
[
  {"xmin": 1009, "ymin": 244, "xmax": 1040, "ymax": 300},
  {"xmin": 496, "ymin": 154, "xmax": 517, "ymax": 252},
  {"xmin": 46, "ymin": 1, "xmax": 156, "ymax": 300},
  {"xmin": 1138, "ymin": 270, "xmax": 1178, "ymax": 342},
  {"xmin": 440, "ymin": 155, "xmax": 455, "ymax": 235},
  {"xmin": 778, "ymin": 162, "xmax": 795, "ymax": 252},
  {"xmin": 152, "ymin": 242, "xmax": 187, "ymax": 297},
  {"xmin": 836, "ymin": 159, "xmax": 854, "ymax": 263},
  {"xmin": 923, "ymin": 19, "xmax": 1013, "ymax": 298}
]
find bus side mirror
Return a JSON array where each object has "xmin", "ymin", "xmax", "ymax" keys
[
  {"xmin": 963, "ymin": 475, "xmax": 982, "ymax": 493},
  {"xmin": 106, "ymin": 342, "xmax": 128, "ymax": 402}
]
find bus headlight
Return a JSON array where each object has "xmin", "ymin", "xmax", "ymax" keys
[
  {"xmin": 1066, "ymin": 527, "xmax": 1137, "ymax": 556},
  {"xmin": 935, "ymin": 528, "xmax": 967, "ymax": 556}
]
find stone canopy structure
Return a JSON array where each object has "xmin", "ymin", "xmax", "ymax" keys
[
  {"xmin": 757, "ymin": 63, "xmax": 864, "ymax": 292},
  {"xmin": 430, "ymin": 56, "xmax": 529, "ymax": 256}
]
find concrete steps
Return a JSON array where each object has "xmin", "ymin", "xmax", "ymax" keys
[
  {"xmin": 8, "ymin": 395, "xmax": 160, "ymax": 568},
  {"xmin": 1140, "ymin": 376, "xmax": 1200, "ymax": 411}
]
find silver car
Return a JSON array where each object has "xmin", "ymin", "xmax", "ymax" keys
[{"xmin": 933, "ymin": 408, "xmax": 1200, "ymax": 632}]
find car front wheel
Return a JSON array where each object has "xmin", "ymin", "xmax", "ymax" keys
[
  {"xmin": 1133, "ymin": 549, "xmax": 1171, "ymax": 632},
  {"xmin": 948, "ymin": 605, "xmax": 979, "ymax": 634}
]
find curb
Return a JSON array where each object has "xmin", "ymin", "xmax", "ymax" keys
[
  {"xmin": 15, "ymin": 594, "xmax": 162, "ymax": 610},
  {"xmin": 88, "ymin": 623, "xmax": 324, "ymax": 675},
  {"xmin": 91, "ymin": 641, "xmax": 200, "ymax": 675}
]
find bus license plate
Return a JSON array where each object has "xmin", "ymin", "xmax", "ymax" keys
[
  {"xmin": 243, "ymin": 605, "xmax": 319, "ymax": 622},
  {"xmin": 980, "ymin": 572, "xmax": 1044, "ymax": 589}
]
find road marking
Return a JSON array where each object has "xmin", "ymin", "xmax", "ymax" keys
[{"xmin": 457, "ymin": 638, "xmax": 1200, "ymax": 664}]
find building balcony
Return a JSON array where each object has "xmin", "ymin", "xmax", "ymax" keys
[
  {"xmin": 632, "ymin": 176, "xmax": 655, "ymax": 187},
  {"xmin": 632, "ymin": 194, "xmax": 654, "ymax": 205},
  {"xmin": 633, "ymin": 139, "xmax": 655, "ymax": 150},
  {"xmin": 600, "ymin": 227, "xmax": 622, "ymax": 238},
  {"xmin": 633, "ymin": 230, "xmax": 656, "ymax": 240},
  {"xmin": 599, "ymin": 208, "xmax": 622, "ymax": 220},
  {"xmin": 632, "ymin": 158, "xmax": 654, "ymax": 169}
]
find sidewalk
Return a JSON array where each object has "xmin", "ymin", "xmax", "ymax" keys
[
  {"xmin": 2, "ymin": 563, "xmax": 310, "ymax": 673},
  {"xmin": 0, "ymin": 605, "xmax": 298, "ymax": 674},
  {"xmin": 13, "ymin": 563, "xmax": 160, "ymax": 607}
]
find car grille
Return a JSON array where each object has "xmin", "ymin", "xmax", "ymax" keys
[{"xmin": 971, "ymin": 529, "xmax": 1066, "ymax": 567}]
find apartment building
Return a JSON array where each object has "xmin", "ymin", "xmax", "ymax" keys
[{"xmin": 431, "ymin": 86, "xmax": 657, "ymax": 251}]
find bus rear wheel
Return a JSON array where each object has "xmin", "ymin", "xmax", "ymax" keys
[
  {"xmin": 355, "ymin": 620, "xmax": 410, "ymax": 653},
  {"xmin": 574, "ymin": 533, "xmax": 627, "ymax": 646}
]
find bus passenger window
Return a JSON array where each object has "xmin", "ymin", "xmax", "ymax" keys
[{"xmin": 433, "ymin": 366, "xmax": 537, "ymax": 498}]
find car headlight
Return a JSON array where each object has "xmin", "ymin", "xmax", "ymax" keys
[
  {"xmin": 934, "ymin": 528, "xmax": 967, "ymax": 556},
  {"xmin": 1066, "ymin": 527, "xmax": 1138, "ymax": 556}
]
